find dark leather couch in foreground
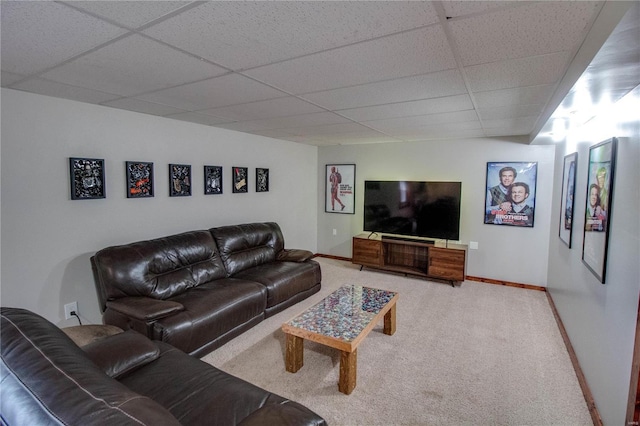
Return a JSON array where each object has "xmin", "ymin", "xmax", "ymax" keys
[
  {"xmin": 91, "ymin": 222, "xmax": 321, "ymax": 357},
  {"xmin": 0, "ymin": 307, "xmax": 326, "ymax": 426}
]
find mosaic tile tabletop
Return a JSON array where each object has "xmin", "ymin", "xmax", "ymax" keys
[{"xmin": 285, "ymin": 285, "xmax": 397, "ymax": 342}]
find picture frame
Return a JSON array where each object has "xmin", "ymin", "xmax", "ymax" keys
[
  {"xmin": 126, "ymin": 161, "xmax": 154, "ymax": 198},
  {"xmin": 69, "ymin": 157, "xmax": 106, "ymax": 200},
  {"xmin": 582, "ymin": 137, "xmax": 617, "ymax": 283},
  {"xmin": 232, "ymin": 166, "xmax": 248, "ymax": 193},
  {"xmin": 558, "ymin": 153, "xmax": 577, "ymax": 247},
  {"xmin": 256, "ymin": 168, "xmax": 269, "ymax": 192},
  {"xmin": 204, "ymin": 165, "xmax": 223, "ymax": 195},
  {"xmin": 325, "ymin": 164, "xmax": 355, "ymax": 214},
  {"xmin": 169, "ymin": 164, "xmax": 191, "ymax": 197},
  {"xmin": 484, "ymin": 162, "xmax": 537, "ymax": 227}
]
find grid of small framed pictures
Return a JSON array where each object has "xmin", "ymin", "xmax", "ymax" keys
[{"xmin": 69, "ymin": 158, "xmax": 271, "ymax": 199}]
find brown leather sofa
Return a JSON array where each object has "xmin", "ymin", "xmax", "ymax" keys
[
  {"xmin": 91, "ymin": 222, "xmax": 321, "ymax": 357},
  {"xmin": 0, "ymin": 307, "xmax": 327, "ymax": 426}
]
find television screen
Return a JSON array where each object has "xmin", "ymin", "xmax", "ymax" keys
[{"xmin": 364, "ymin": 181, "xmax": 462, "ymax": 240}]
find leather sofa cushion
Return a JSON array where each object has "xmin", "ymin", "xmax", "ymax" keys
[
  {"xmin": 211, "ymin": 222, "xmax": 285, "ymax": 276},
  {"xmin": 83, "ymin": 330, "xmax": 160, "ymax": 379},
  {"xmin": 120, "ymin": 342, "xmax": 326, "ymax": 426},
  {"xmin": 1, "ymin": 308, "xmax": 181, "ymax": 426},
  {"xmin": 152, "ymin": 278, "xmax": 267, "ymax": 355},
  {"xmin": 234, "ymin": 260, "xmax": 321, "ymax": 309},
  {"xmin": 92, "ymin": 230, "xmax": 227, "ymax": 302}
]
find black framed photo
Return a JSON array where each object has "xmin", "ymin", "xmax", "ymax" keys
[
  {"xmin": 126, "ymin": 161, "xmax": 154, "ymax": 198},
  {"xmin": 484, "ymin": 162, "xmax": 537, "ymax": 227},
  {"xmin": 582, "ymin": 137, "xmax": 617, "ymax": 283},
  {"xmin": 325, "ymin": 164, "xmax": 355, "ymax": 214},
  {"xmin": 69, "ymin": 157, "xmax": 105, "ymax": 200},
  {"xmin": 256, "ymin": 168, "xmax": 269, "ymax": 192},
  {"xmin": 232, "ymin": 167, "xmax": 248, "ymax": 193},
  {"xmin": 204, "ymin": 165, "xmax": 223, "ymax": 195},
  {"xmin": 169, "ymin": 164, "xmax": 191, "ymax": 197},
  {"xmin": 559, "ymin": 153, "xmax": 577, "ymax": 247}
]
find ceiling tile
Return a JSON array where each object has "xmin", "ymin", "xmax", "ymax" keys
[
  {"xmin": 442, "ymin": 2, "xmax": 520, "ymax": 19},
  {"xmin": 449, "ymin": 2, "xmax": 601, "ymax": 66},
  {"xmin": 482, "ymin": 116, "xmax": 538, "ymax": 131},
  {"xmin": 473, "ymin": 85, "xmax": 555, "ymax": 109},
  {"xmin": 12, "ymin": 78, "xmax": 120, "ymax": 104},
  {"xmin": 300, "ymin": 69, "xmax": 467, "ymax": 110},
  {"xmin": 68, "ymin": 1, "xmax": 188, "ymax": 29},
  {"xmin": 1, "ymin": 71, "xmax": 27, "ymax": 86},
  {"xmin": 40, "ymin": 34, "xmax": 227, "ymax": 96},
  {"xmin": 365, "ymin": 110, "xmax": 479, "ymax": 132},
  {"xmin": 244, "ymin": 26, "xmax": 457, "ymax": 94},
  {"xmin": 0, "ymin": 1, "xmax": 125, "ymax": 75},
  {"xmin": 202, "ymin": 97, "xmax": 325, "ymax": 122},
  {"xmin": 137, "ymin": 74, "xmax": 287, "ymax": 111},
  {"xmin": 478, "ymin": 104, "xmax": 544, "ymax": 121},
  {"xmin": 285, "ymin": 123, "xmax": 378, "ymax": 137},
  {"xmin": 398, "ymin": 127, "xmax": 486, "ymax": 142},
  {"xmin": 102, "ymin": 98, "xmax": 187, "ymax": 117},
  {"xmin": 465, "ymin": 52, "xmax": 570, "ymax": 92},
  {"xmin": 216, "ymin": 112, "xmax": 349, "ymax": 133},
  {"xmin": 338, "ymin": 94, "xmax": 473, "ymax": 122},
  {"xmin": 164, "ymin": 112, "xmax": 232, "ymax": 127},
  {"xmin": 143, "ymin": 1, "xmax": 439, "ymax": 70}
]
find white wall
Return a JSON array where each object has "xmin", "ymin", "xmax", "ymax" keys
[
  {"xmin": 317, "ymin": 139, "xmax": 555, "ymax": 286},
  {"xmin": 1, "ymin": 89, "xmax": 318, "ymax": 326},
  {"xmin": 546, "ymin": 86, "xmax": 640, "ymax": 425}
]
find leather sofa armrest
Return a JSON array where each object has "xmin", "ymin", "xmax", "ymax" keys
[
  {"xmin": 82, "ymin": 330, "xmax": 160, "ymax": 379},
  {"xmin": 277, "ymin": 249, "xmax": 315, "ymax": 263},
  {"xmin": 238, "ymin": 401, "xmax": 327, "ymax": 426},
  {"xmin": 105, "ymin": 297, "xmax": 184, "ymax": 322}
]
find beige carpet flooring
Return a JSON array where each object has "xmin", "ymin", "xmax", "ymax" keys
[{"xmin": 202, "ymin": 258, "xmax": 592, "ymax": 425}]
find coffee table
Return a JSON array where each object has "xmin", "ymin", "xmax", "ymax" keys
[{"xmin": 282, "ymin": 285, "xmax": 398, "ymax": 394}]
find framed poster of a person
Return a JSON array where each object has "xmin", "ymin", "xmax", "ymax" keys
[
  {"xmin": 559, "ymin": 153, "xmax": 577, "ymax": 247},
  {"xmin": 325, "ymin": 164, "xmax": 355, "ymax": 214},
  {"xmin": 484, "ymin": 162, "xmax": 537, "ymax": 227},
  {"xmin": 582, "ymin": 137, "xmax": 617, "ymax": 283}
]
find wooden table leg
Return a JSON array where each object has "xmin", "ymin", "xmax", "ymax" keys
[
  {"xmin": 285, "ymin": 334, "xmax": 304, "ymax": 373},
  {"xmin": 338, "ymin": 348, "xmax": 357, "ymax": 394},
  {"xmin": 384, "ymin": 303, "xmax": 396, "ymax": 335}
]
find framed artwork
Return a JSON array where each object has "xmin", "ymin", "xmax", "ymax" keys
[
  {"xmin": 169, "ymin": 164, "xmax": 191, "ymax": 197},
  {"xmin": 325, "ymin": 164, "xmax": 355, "ymax": 214},
  {"xmin": 69, "ymin": 157, "xmax": 105, "ymax": 200},
  {"xmin": 126, "ymin": 161, "xmax": 154, "ymax": 198},
  {"xmin": 232, "ymin": 167, "xmax": 248, "ymax": 193},
  {"xmin": 484, "ymin": 162, "xmax": 537, "ymax": 227},
  {"xmin": 582, "ymin": 137, "xmax": 617, "ymax": 283},
  {"xmin": 204, "ymin": 165, "xmax": 223, "ymax": 195},
  {"xmin": 256, "ymin": 168, "xmax": 269, "ymax": 192},
  {"xmin": 558, "ymin": 153, "xmax": 577, "ymax": 247}
]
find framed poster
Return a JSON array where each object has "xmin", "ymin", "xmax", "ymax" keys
[
  {"xmin": 232, "ymin": 166, "xmax": 248, "ymax": 193},
  {"xmin": 169, "ymin": 164, "xmax": 191, "ymax": 197},
  {"xmin": 325, "ymin": 164, "xmax": 355, "ymax": 214},
  {"xmin": 256, "ymin": 168, "xmax": 269, "ymax": 192},
  {"xmin": 204, "ymin": 165, "xmax": 222, "ymax": 195},
  {"xmin": 69, "ymin": 157, "xmax": 105, "ymax": 200},
  {"xmin": 126, "ymin": 161, "xmax": 154, "ymax": 198},
  {"xmin": 582, "ymin": 137, "xmax": 617, "ymax": 283},
  {"xmin": 484, "ymin": 162, "xmax": 537, "ymax": 227},
  {"xmin": 559, "ymin": 153, "xmax": 577, "ymax": 247}
]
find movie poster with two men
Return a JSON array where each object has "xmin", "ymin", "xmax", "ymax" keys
[{"xmin": 484, "ymin": 162, "xmax": 538, "ymax": 228}]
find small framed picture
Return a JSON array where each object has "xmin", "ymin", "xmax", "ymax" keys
[
  {"xmin": 126, "ymin": 161, "xmax": 154, "ymax": 198},
  {"xmin": 582, "ymin": 137, "xmax": 617, "ymax": 283},
  {"xmin": 169, "ymin": 164, "xmax": 191, "ymax": 197},
  {"xmin": 256, "ymin": 168, "xmax": 269, "ymax": 192},
  {"xmin": 484, "ymin": 162, "xmax": 537, "ymax": 227},
  {"xmin": 558, "ymin": 153, "xmax": 577, "ymax": 247},
  {"xmin": 69, "ymin": 157, "xmax": 106, "ymax": 200},
  {"xmin": 325, "ymin": 164, "xmax": 355, "ymax": 214},
  {"xmin": 232, "ymin": 167, "xmax": 248, "ymax": 193},
  {"xmin": 204, "ymin": 165, "xmax": 223, "ymax": 195}
]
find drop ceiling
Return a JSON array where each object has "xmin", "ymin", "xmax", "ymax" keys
[{"xmin": 1, "ymin": 1, "xmax": 636, "ymax": 146}]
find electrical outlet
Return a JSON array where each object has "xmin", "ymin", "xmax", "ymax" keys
[
  {"xmin": 332, "ymin": 229, "xmax": 337, "ymax": 236},
  {"xmin": 64, "ymin": 301, "xmax": 78, "ymax": 320},
  {"xmin": 469, "ymin": 241, "xmax": 479, "ymax": 250}
]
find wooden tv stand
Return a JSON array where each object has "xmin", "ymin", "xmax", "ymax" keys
[{"xmin": 352, "ymin": 234, "xmax": 466, "ymax": 286}]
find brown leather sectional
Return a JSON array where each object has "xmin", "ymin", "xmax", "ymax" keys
[
  {"xmin": 91, "ymin": 222, "xmax": 322, "ymax": 357},
  {"xmin": 0, "ymin": 307, "xmax": 327, "ymax": 425}
]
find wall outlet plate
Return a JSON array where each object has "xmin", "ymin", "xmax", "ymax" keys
[
  {"xmin": 64, "ymin": 301, "xmax": 78, "ymax": 320},
  {"xmin": 469, "ymin": 241, "xmax": 479, "ymax": 250}
]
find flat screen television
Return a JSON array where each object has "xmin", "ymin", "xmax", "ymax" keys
[{"xmin": 364, "ymin": 181, "xmax": 462, "ymax": 241}]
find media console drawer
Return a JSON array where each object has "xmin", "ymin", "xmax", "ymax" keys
[{"xmin": 352, "ymin": 238, "xmax": 382, "ymax": 267}]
